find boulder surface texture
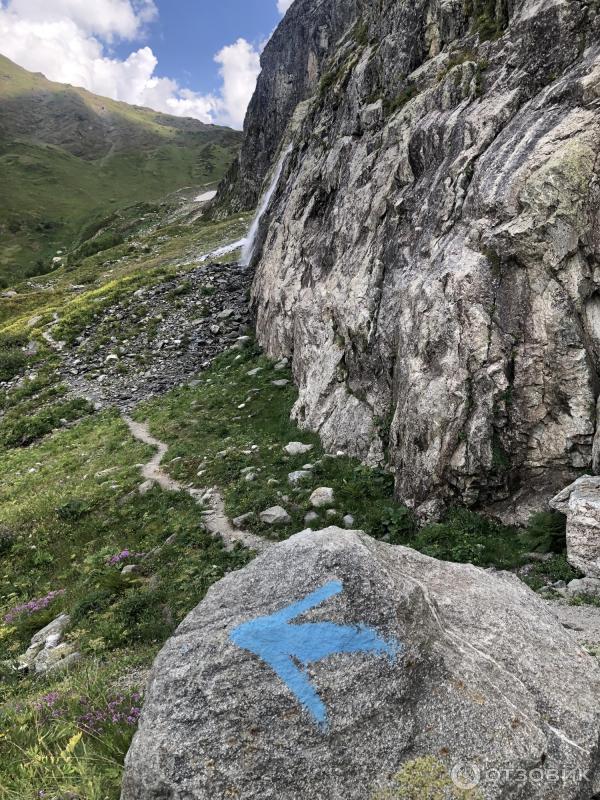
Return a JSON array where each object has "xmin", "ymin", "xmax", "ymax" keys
[
  {"xmin": 224, "ymin": 0, "xmax": 600, "ymax": 520},
  {"xmin": 121, "ymin": 528, "xmax": 600, "ymax": 799},
  {"xmin": 551, "ymin": 475, "xmax": 600, "ymax": 577}
]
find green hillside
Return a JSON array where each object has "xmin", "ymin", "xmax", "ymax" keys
[{"xmin": 0, "ymin": 55, "xmax": 242, "ymax": 285}]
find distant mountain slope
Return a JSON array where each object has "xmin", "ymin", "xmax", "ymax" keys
[{"xmin": 0, "ymin": 55, "xmax": 242, "ymax": 284}]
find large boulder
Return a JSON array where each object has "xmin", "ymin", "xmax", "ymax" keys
[
  {"xmin": 551, "ymin": 476, "xmax": 600, "ymax": 578},
  {"xmin": 121, "ymin": 528, "xmax": 600, "ymax": 800}
]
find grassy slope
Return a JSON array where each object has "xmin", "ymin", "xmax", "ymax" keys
[
  {"xmin": 0, "ymin": 55, "xmax": 241, "ymax": 285},
  {"xmin": 0, "ymin": 340, "xmax": 578, "ymax": 798},
  {"xmin": 0, "ymin": 205, "xmax": 578, "ymax": 798}
]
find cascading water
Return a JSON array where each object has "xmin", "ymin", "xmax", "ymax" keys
[
  {"xmin": 196, "ymin": 144, "xmax": 292, "ymax": 266},
  {"xmin": 241, "ymin": 144, "xmax": 293, "ymax": 266}
]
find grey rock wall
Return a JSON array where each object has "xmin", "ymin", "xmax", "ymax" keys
[{"xmin": 233, "ymin": 0, "xmax": 600, "ymax": 519}]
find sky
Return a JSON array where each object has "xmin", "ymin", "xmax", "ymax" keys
[{"xmin": 0, "ymin": 0, "xmax": 295, "ymax": 128}]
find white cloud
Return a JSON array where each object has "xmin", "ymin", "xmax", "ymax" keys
[
  {"xmin": 0, "ymin": 0, "xmax": 260, "ymax": 128},
  {"xmin": 7, "ymin": 0, "xmax": 157, "ymax": 39},
  {"xmin": 277, "ymin": 0, "xmax": 293, "ymax": 13},
  {"xmin": 213, "ymin": 38, "xmax": 260, "ymax": 128}
]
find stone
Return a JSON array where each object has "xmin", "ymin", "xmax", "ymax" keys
[
  {"xmin": 288, "ymin": 470, "xmax": 311, "ymax": 485},
  {"xmin": 259, "ymin": 506, "xmax": 291, "ymax": 525},
  {"xmin": 121, "ymin": 528, "xmax": 600, "ymax": 800},
  {"xmin": 309, "ymin": 487, "xmax": 335, "ymax": 508},
  {"xmin": 217, "ymin": 309, "xmax": 235, "ymax": 320},
  {"xmin": 304, "ymin": 511, "xmax": 319, "ymax": 525},
  {"xmin": 18, "ymin": 614, "xmax": 72, "ymax": 671},
  {"xmin": 551, "ymin": 476, "xmax": 600, "ymax": 577},
  {"xmin": 272, "ymin": 379, "xmax": 289, "ymax": 387},
  {"xmin": 524, "ymin": 552, "xmax": 555, "ymax": 564},
  {"xmin": 122, "ymin": 565, "xmax": 140, "ymax": 575},
  {"xmin": 284, "ymin": 442, "xmax": 313, "ymax": 456},
  {"xmin": 326, "ymin": 509, "xmax": 338, "ymax": 518},
  {"xmin": 235, "ymin": 336, "xmax": 252, "ymax": 350},
  {"xmin": 274, "ymin": 358, "xmax": 289, "ymax": 370},
  {"xmin": 343, "ymin": 514, "xmax": 355, "ymax": 528},
  {"xmin": 34, "ymin": 643, "xmax": 81, "ymax": 674},
  {"xmin": 247, "ymin": 368, "xmax": 262, "ymax": 376},
  {"xmin": 566, "ymin": 577, "xmax": 600, "ymax": 600},
  {"xmin": 233, "ymin": 512, "xmax": 254, "ymax": 528}
]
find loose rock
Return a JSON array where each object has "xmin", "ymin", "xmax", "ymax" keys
[
  {"xmin": 259, "ymin": 506, "xmax": 291, "ymax": 525},
  {"xmin": 284, "ymin": 442, "xmax": 313, "ymax": 456},
  {"xmin": 309, "ymin": 487, "xmax": 335, "ymax": 508}
]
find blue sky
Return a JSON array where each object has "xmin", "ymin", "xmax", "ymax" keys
[
  {"xmin": 130, "ymin": 1, "xmax": 281, "ymax": 96},
  {"xmin": 0, "ymin": 0, "xmax": 293, "ymax": 127}
]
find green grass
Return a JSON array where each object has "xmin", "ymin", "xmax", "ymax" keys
[
  {"xmin": 0, "ymin": 54, "xmax": 241, "ymax": 285},
  {"xmin": 0, "ymin": 652, "xmax": 154, "ymax": 800},
  {"xmin": 0, "ymin": 337, "xmax": 567, "ymax": 797},
  {"xmin": 134, "ymin": 346, "xmax": 534, "ymax": 571},
  {"xmin": 0, "ymin": 409, "xmax": 250, "ymax": 797},
  {"xmin": 0, "ymin": 210, "xmax": 251, "ymax": 338},
  {"xmin": 0, "ymin": 138, "xmax": 238, "ymax": 285}
]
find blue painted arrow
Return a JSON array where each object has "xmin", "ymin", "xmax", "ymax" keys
[{"xmin": 230, "ymin": 580, "xmax": 402, "ymax": 729}]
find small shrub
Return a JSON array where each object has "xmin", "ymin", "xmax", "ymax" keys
[
  {"xmin": 71, "ymin": 588, "xmax": 118, "ymax": 625},
  {"xmin": 56, "ymin": 498, "xmax": 93, "ymax": 521},
  {"xmin": 73, "ymin": 231, "xmax": 125, "ymax": 260},
  {"xmin": 0, "ymin": 332, "xmax": 29, "ymax": 382},
  {"xmin": 464, "ymin": 0, "xmax": 509, "ymax": 41},
  {"xmin": 570, "ymin": 593, "xmax": 600, "ymax": 608},
  {"xmin": 106, "ymin": 589, "xmax": 172, "ymax": 646},
  {"xmin": 0, "ymin": 524, "xmax": 15, "ymax": 556},
  {"xmin": 374, "ymin": 506, "xmax": 417, "ymax": 544},
  {"xmin": 523, "ymin": 555, "xmax": 580, "ymax": 591},
  {"xmin": 523, "ymin": 511, "xmax": 567, "ymax": 554},
  {"xmin": 412, "ymin": 508, "xmax": 522, "ymax": 569},
  {"xmin": 352, "ymin": 19, "xmax": 369, "ymax": 46},
  {"xmin": 384, "ymin": 84, "xmax": 420, "ymax": 116}
]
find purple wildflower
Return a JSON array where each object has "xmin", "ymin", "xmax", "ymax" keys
[
  {"xmin": 76, "ymin": 693, "xmax": 144, "ymax": 734},
  {"xmin": 4, "ymin": 590, "xmax": 65, "ymax": 623},
  {"xmin": 106, "ymin": 549, "xmax": 146, "ymax": 567}
]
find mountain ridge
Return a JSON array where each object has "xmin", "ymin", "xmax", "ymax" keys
[{"xmin": 0, "ymin": 54, "xmax": 242, "ymax": 284}]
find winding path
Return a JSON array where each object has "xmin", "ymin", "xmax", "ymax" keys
[{"xmin": 123, "ymin": 416, "xmax": 271, "ymax": 554}]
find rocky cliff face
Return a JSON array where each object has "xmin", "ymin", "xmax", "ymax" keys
[{"xmin": 233, "ymin": 0, "xmax": 600, "ymax": 521}]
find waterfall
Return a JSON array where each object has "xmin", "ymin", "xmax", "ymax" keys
[{"xmin": 241, "ymin": 144, "xmax": 293, "ymax": 266}]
